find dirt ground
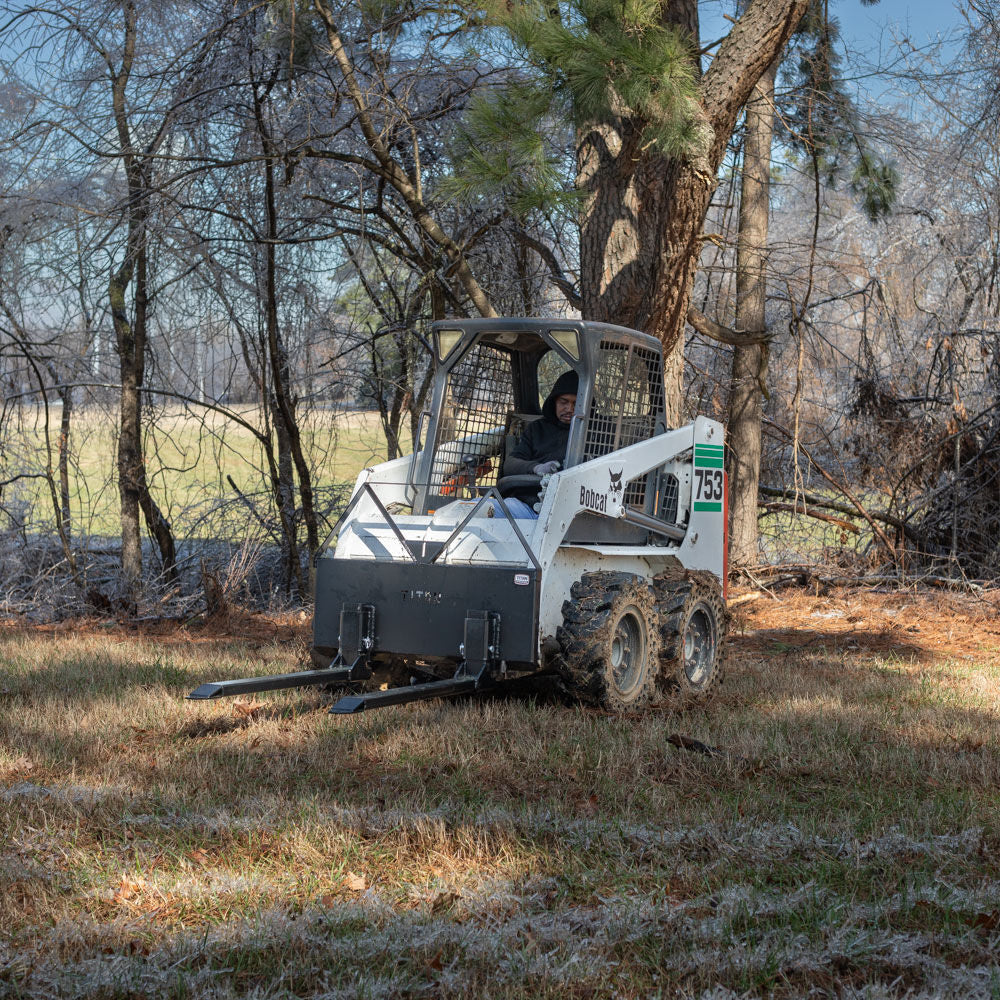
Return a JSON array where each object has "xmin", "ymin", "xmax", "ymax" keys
[{"xmin": 728, "ymin": 583, "xmax": 1000, "ymax": 662}]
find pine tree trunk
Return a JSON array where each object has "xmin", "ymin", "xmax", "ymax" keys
[
  {"xmin": 576, "ymin": 133, "xmax": 717, "ymax": 424},
  {"xmin": 577, "ymin": 0, "xmax": 806, "ymax": 424},
  {"xmin": 727, "ymin": 62, "xmax": 777, "ymax": 567}
]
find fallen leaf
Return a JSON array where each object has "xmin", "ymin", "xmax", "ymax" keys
[
  {"xmin": 3, "ymin": 755, "xmax": 32, "ymax": 776},
  {"xmin": 343, "ymin": 871, "xmax": 367, "ymax": 892},
  {"xmin": 970, "ymin": 910, "xmax": 1000, "ymax": 931},
  {"xmin": 112, "ymin": 876, "xmax": 145, "ymax": 904},
  {"xmin": 187, "ymin": 848, "xmax": 211, "ymax": 866},
  {"xmin": 232, "ymin": 699, "xmax": 264, "ymax": 718},
  {"xmin": 431, "ymin": 890, "xmax": 459, "ymax": 913}
]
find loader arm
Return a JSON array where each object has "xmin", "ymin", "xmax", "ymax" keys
[{"xmin": 533, "ymin": 415, "xmax": 725, "ymax": 582}]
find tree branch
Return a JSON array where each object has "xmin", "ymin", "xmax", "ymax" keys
[
  {"xmin": 687, "ymin": 307, "xmax": 773, "ymax": 345},
  {"xmin": 763, "ymin": 419, "xmax": 897, "ymax": 552},
  {"xmin": 511, "ymin": 229, "xmax": 582, "ymax": 309}
]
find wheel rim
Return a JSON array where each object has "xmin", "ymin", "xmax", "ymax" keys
[
  {"xmin": 683, "ymin": 606, "xmax": 715, "ymax": 688},
  {"xmin": 610, "ymin": 605, "xmax": 647, "ymax": 698}
]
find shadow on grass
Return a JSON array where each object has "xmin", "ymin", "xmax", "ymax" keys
[
  {"xmin": 733, "ymin": 626, "xmax": 930, "ymax": 661},
  {"xmin": 2, "ymin": 624, "xmax": 997, "ymax": 814},
  {"xmin": 3, "ymin": 621, "xmax": 999, "ymax": 1000}
]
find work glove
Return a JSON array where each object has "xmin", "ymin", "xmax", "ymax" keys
[{"xmin": 532, "ymin": 460, "xmax": 560, "ymax": 476}]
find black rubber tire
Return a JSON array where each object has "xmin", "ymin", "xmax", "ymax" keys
[
  {"xmin": 556, "ymin": 571, "xmax": 661, "ymax": 710},
  {"xmin": 653, "ymin": 574, "xmax": 726, "ymax": 702}
]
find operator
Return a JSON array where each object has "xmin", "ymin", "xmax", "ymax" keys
[{"xmin": 500, "ymin": 369, "xmax": 577, "ymax": 518}]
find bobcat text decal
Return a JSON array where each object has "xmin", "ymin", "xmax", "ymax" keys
[
  {"xmin": 579, "ymin": 486, "xmax": 608, "ymax": 513},
  {"xmin": 579, "ymin": 467, "xmax": 628, "ymax": 515}
]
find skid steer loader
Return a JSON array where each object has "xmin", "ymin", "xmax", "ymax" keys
[{"xmin": 188, "ymin": 318, "xmax": 728, "ymax": 714}]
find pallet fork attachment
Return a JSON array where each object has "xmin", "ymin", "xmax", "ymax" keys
[
  {"xmin": 187, "ymin": 666, "xmax": 355, "ymax": 701},
  {"xmin": 329, "ymin": 671, "xmax": 487, "ymax": 714},
  {"xmin": 186, "ymin": 604, "xmax": 375, "ymax": 701},
  {"xmin": 329, "ymin": 609, "xmax": 500, "ymax": 714}
]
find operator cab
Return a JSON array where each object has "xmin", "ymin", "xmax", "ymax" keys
[{"xmin": 412, "ymin": 319, "xmax": 671, "ymax": 538}]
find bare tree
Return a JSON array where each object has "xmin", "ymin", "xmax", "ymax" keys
[
  {"xmin": 726, "ymin": 61, "xmax": 777, "ymax": 566},
  {"xmin": 0, "ymin": 0, "xmax": 234, "ymax": 604}
]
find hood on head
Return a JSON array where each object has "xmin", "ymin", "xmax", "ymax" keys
[{"xmin": 542, "ymin": 369, "xmax": 579, "ymax": 423}]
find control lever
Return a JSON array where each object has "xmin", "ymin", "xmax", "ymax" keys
[{"xmin": 462, "ymin": 454, "xmax": 480, "ymax": 496}]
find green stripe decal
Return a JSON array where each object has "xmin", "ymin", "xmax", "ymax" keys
[
  {"xmin": 694, "ymin": 444, "xmax": 723, "ymax": 468},
  {"xmin": 693, "ymin": 501, "xmax": 723, "ymax": 512}
]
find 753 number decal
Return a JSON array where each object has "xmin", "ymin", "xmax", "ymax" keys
[{"xmin": 694, "ymin": 468, "xmax": 724, "ymax": 501}]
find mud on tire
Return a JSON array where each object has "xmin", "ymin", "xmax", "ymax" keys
[
  {"xmin": 556, "ymin": 571, "xmax": 661, "ymax": 710},
  {"xmin": 653, "ymin": 572, "xmax": 726, "ymax": 701}
]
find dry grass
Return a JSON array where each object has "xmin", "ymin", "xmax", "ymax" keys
[{"xmin": 2, "ymin": 588, "xmax": 1000, "ymax": 998}]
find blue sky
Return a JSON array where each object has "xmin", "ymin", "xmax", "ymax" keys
[
  {"xmin": 700, "ymin": 2, "xmax": 966, "ymax": 64},
  {"xmin": 838, "ymin": 0, "xmax": 964, "ymax": 48},
  {"xmin": 697, "ymin": 2, "xmax": 968, "ymax": 108}
]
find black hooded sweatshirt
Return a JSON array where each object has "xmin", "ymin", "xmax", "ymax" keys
[{"xmin": 502, "ymin": 371, "xmax": 578, "ymax": 501}]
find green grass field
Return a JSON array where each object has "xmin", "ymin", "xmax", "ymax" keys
[
  {"xmin": 3, "ymin": 405, "xmax": 412, "ymax": 539},
  {"xmin": 2, "ymin": 589, "xmax": 999, "ymax": 997}
]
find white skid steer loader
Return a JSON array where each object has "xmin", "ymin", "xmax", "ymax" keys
[{"xmin": 189, "ymin": 319, "xmax": 728, "ymax": 713}]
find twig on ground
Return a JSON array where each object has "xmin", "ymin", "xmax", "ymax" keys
[{"xmin": 667, "ymin": 733, "xmax": 726, "ymax": 758}]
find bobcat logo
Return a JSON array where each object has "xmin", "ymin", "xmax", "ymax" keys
[{"xmin": 609, "ymin": 468, "xmax": 624, "ymax": 498}]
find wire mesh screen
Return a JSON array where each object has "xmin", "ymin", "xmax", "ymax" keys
[
  {"xmin": 583, "ymin": 341, "xmax": 665, "ymax": 506},
  {"xmin": 429, "ymin": 342, "xmax": 513, "ymax": 495}
]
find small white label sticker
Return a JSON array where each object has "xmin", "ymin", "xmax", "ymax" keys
[{"xmin": 514, "ymin": 573, "xmax": 530, "ymax": 586}]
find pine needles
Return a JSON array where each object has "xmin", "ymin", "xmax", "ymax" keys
[{"xmin": 444, "ymin": 0, "xmax": 706, "ymax": 216}]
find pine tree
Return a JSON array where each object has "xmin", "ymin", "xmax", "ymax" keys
[{"xmin": 450, "ymin": 0, "xmax": 811, "ymax": 420}]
